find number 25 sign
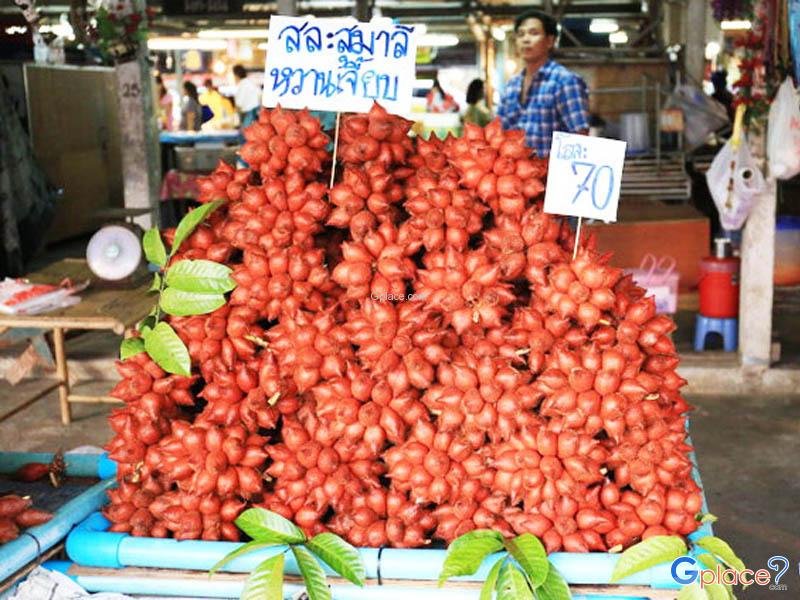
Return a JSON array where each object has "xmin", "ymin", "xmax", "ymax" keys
[{"xmin": 543, "ymin": 132, "xmax": 627, "ymax": 222}]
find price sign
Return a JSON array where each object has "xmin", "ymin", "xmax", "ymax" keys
[
  {"xmin": 263, "ymin": 15, "xmax": 418, "ymax": 115},
  {"xmin": 543, "ymin": 132, "xmax": 627, "ymax": 222}
]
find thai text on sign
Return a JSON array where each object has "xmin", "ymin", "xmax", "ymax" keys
[
  {"xmin": 262, "ymin": 15, "xmax": 418, "ymax": 115},
  {"xmin": 543, "ymin": 131, "xmax": 627, "ymax": 222}
]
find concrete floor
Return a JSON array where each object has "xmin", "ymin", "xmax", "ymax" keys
[
  {"xmin": 0, "ymin": 356, "xmax": 798, "ymax": 598},
  {"xmin": 690, "ymin": 394, "xmax": 800, "ymax": 599},
  {"xmin": 0, "ymin": 379, "xmax": 113, "ymax": 451}
]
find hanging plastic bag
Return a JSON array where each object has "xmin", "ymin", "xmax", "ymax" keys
[
  {"xmin": 664, "ymin": 84, "xmax": 730, "ymax": 149},
  {"xmin": 767, "ymin": 78, "xmax": 800, "ymax": 180},
  {"xmin": 706, "ymin": 134, "xmax": 766, "ymax": 230}
]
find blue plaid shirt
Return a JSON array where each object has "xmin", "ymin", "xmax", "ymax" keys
[{"xmin": 497, "ymin": 60, "xmax": 590, "ymax": 157}]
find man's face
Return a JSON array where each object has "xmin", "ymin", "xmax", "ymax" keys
[{"xmin": 515, "ymin": 17, "xmax": 555, "ymax": 64}]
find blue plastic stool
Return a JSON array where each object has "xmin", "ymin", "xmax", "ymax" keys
[{"xmin": 694, "ymin": 315, "xmax": 738, "ymax": 352}]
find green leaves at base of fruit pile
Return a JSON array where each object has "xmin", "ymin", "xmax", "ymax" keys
[
  {"xmin": 610, "ymin": 535, "xmax": 687, "ymax": 583},
  {"xmin": 438, "ymin": 527, "xmax": 744, "ymax": 600},
  {"xmin": 438, "ymin": 530, "xmax": 571, "ymax": 600},
  {"xmin": 611, "ymin": 531, "xmax": 745, "ymax": 600},
  {"xmin": 120, "ymin": 200, "xmax": 233, "ymax": 376},
  {"xmin": 209, "ymin": 508, "xmax": 366, "ymax": 600},
  {"xmin": 438, "ymin": 530, "xmax": 504, "ymax": 585}
]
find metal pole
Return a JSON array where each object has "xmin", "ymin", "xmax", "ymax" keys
[
  {"xmin": 641, "ymin": 74, "xmax": 647, "ymax": 113},
  {"xmin": 685, "ymin": 0, "xmax": 706, "ymax": 85},
  {"xmin": 174, "ymin": 50, "xmax": 182, "ymax": 87},
  {"xmin": 486, "ymin": 29, "xmax": 496, "ymax": 111},
  {"xmin": 277, "ymin": 0, "xmax": 297, "ymax": 15},
  {"xmin": 655, "ymin": 80, "xmax": 661, "ymax": 169},
  {"xmin": 116, "ymin": 0, "xmax": 160, "ymax": 228},
  {"xmin": 353, "ymin": 0, "xmax": 370, "ymax": 21}
]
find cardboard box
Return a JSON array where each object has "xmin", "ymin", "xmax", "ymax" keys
[{"xmin": 585, "ymin": 202, "xmax": 709, "ymax": 292}]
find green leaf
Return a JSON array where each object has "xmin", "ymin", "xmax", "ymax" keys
[
  {"xmin": 694, "ymin": 537, "xmax": 746, "ymax": 574},
  {"xmin": 143, "ymin": 322, "xmax": 191, "ymax": 376},
  {"xmin": 698, "ymin": 553, "xmax": 722, "ymax": 571},
  {"xmin": 235, "ymin": 508, "xmax": 306, "ymax": 545},
  {"xmin": 705, "ymin": 583, "xmax": 730, "ymax": 600},
  {"xmin": 438, "ymin": 530, "xmax": 504, "ymax": 586},
  {"xmin": 504, "ymin": 533, "xmax": 549, "ymax": 588},
  {"xmin": 149, "ymin": 272, "xmax": 162, "ymax": 293},
  {"xmin": 306, "ymin": 533, "xmax": 365, "ymax": 587},
  {"xmin": 138, "ymin": 314, "xmax": 157, "ymax": 338},
  {"xmin": 240, "ymin": 553, "xmax": 284, "ymax": 600},
  {"xmin": 143, "ymin": 228, "xmax": 167, "ymax": 267},
  {"xmin": 208, "ymin": 541, "xmax": 280, "ymax": 576},
  {"xmin": 699, "ymin": 514, "xmax": 718, "ymax": 524},
  {"xmin": 165, "ymin": 259, "xmax": 236, "ymax": 293},
  {"xmin": 496, "ymin": 562, "xmax": 534, "ymax": 600},
  {"xmin": 171, "ymin": 199, "xmax": 224, "ymax": 256},
  {"xmin": 677, "ymin": 584, "xmax": 708, "ymax": 600},
  {"xmin": 160, "ymin": 288, "xmax": 226, "ymax": 316},
  {"xmin": 698, "ymin": 556, "xmax": 736, "ymax": 597},
  {"xmin": 537, "ymin": 564, "xmax": 573, "ymax": 600},
  {"xmin": 292, "ymin": 545, "xmax": 330, "ymax": 600},
  {"xmin": 610, "ymin": 536, "xmax": 688, "ymax": 583},
  {"xmin": 480, "ymin": 557, "xmax": 505, "ymax": 600},
  {"xmin": 119, "ymin": 337, "xmax": 145, "ymax": 359}
]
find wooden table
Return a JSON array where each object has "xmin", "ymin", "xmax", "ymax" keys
[{"xmin": 0, "ymin": 258, "xmax": 155, "ymax": 425}]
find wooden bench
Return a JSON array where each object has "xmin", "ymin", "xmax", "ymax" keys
[{"xmin": 0, "ymin": 258, "xmax": 154, "ymax": 425}]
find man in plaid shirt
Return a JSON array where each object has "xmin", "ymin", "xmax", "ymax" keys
[{"xmin": 497, "ymin": 9, "xmax": 590, "ymax": 158}]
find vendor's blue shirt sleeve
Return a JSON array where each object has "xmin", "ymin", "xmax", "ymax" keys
[{"xmin": 556, "ymin": 74, "xmax": 590, "ymax": 133}]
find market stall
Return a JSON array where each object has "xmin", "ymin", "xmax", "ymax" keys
[{"xmin": 1, "ymin": 0, "xmax": 797, "ymax": 598}]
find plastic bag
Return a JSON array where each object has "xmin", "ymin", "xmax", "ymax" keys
[
  {"xmin": 665, "ymin": 84, "xmax": 730, "ymax": 149},
  {"xmin": 10, "ymin": 566, "xmax": 134, "ymax": 600},
  {"xmin": 625, "ymin": 254, "xmax": 679, "ymax": 314},
  {"xmin": 767, "ymin": 78, "xmax": 800, "ymax": 180},
  {"xmin": 706, "ymin": 135, "xmax": 766, "ymax": 230}
]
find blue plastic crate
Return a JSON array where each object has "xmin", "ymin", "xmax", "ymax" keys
[{"xmin": 0, "ymin": 452, "xmax": 115, "ymax": 584}]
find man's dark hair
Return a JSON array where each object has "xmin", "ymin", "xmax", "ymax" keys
[
  {"xmin": 514, "ymin": 9, "xmax": 558, "ymax": 36},
  {"xmin": 232, "ymin": 64, "xmax": 247, "ymax": 79},
  {"xmin": 203, "ymin": 78, "xmax": 213, "ymax": 89},
  {"xmin": 183, "ymin": 80, "xmax": 199, "ymax": 102},
  {"xmin": 466, "ymin": 79, "xmax": 484, "ymax": 105}
]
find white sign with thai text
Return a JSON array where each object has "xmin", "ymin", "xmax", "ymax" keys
[
  {"xmin": 262, "ymin": 15, "xmax": 418, "ymax": 115},
  {"xmin": 543, "ymin": 131, "xmax": 627, "ymax": 222}
]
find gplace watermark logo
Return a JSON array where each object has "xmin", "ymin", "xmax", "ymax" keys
[
  {"xmin": 671, "ymin": 556, "xmax": 791, "ymax": 591},
  {"xmin": 369, "ymin": 292, "xmax": 427, "ymax": 302}
]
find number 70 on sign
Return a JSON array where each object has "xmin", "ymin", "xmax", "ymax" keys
[{"xmin": 543, "ymin": 132, "xmax": 627, "ymax": 223}]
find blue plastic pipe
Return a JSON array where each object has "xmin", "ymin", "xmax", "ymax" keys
[
  {"xmin": 68, "ymin": 512, "xmax": 683, "ymax": 589},
  {"xmin": 0, "ymin": 480, "xmax": 114, "ymax": 582}
]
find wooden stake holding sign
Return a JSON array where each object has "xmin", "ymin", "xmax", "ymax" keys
[
  {"xmin": 329, "ymin": 111, "xmax": 342, "ymax": 188},
  {"xmin": 573, "ymin": 217, "xmax": 583, "ymax": 259},
  {"xmin": 543, "ymin": 131, "xmax": 628, "ymax": 258}
]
